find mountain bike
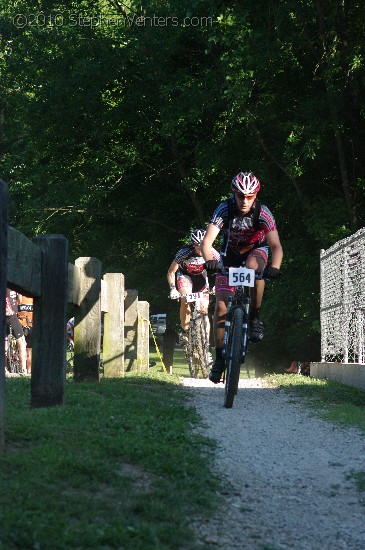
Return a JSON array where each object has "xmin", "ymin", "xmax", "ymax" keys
[
  {"xmin": 5, "ymin": 326, "xmax": 21, "ymax": 373},
  {"xmin": 221, "ymin": 265, "xmax": 262, "ymax": 408},
  {"xmin": 180, "ymin": 291, "xmax": 213, "ymax": 379}
]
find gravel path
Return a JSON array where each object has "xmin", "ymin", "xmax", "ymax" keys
[{"xmin": 181, "ymin": 377, "xmax": 365, "ymax": 550}]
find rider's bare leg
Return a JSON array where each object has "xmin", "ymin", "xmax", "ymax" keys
[
  {"xmin": 26, "ymin": 348, "xmax": 32, "ymax": 374},
  {"xmin": 245, "ymin": 253, "xmax": 267, "ymax": 343},
  {"xmin": 213, "ymin": 290, "xmax": 230, "ymax": 348},
  {"xmin": 209, "ymin": 290, "xmax": 230, "ymax": 380},
  {"xmin": 251, "ymin": 279, "xmax": 265, "ymax": 310},
  {"xmin": 179, "ymin": 298, "xmax": 191, "ymax": 332},
  {"xmin": 197, "ymin": 297, "xmax": 211, "ymax": 343},
  {"xmin": 203, "ymin": 308, "xmax": 210, "ymax": 344},
  {"xmin": 246, "ymin": 254, "xmax": 266, "ymax": 316}
]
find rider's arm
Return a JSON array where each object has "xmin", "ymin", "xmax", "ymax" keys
[
  {"xmin": 201, "ymin": 223, "xmax": 220, "ymax": 261},
  {"xmin": 266, "ymin": 230, "xmax": 283, "ymax": 269},
  {"xmin": 167, "ymin": 260, "xmax": 179, "ymax": 289}
]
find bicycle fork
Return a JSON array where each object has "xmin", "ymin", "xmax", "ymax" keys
[
  {"xmin": 222, "ymin": 296, "xmax": 250, "ymax": 364},
  {"xmin": 240, "ymin": 296, "xmax": 250, "ymax": 362},
  {"xmin": 222, "ymin": 296, "xmax": 233, "ymax": 360}
]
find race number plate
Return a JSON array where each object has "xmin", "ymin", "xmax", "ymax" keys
[
  {"xmin": 228, "ymin": 267, "xmax": 255, "ymax": 287},
  {"xmin": 182, "ymin": 292, "xmax": 207, "ymax": 302}
]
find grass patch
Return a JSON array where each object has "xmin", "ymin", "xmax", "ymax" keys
[
  {"xmin": 0, "ymin": 372, "xmax": 220, "ymax": 549},
  {"xmin": 149, "ymin": 338, "xmax": 193, "ymax": 378},
  {"xmin": 265, "ymin": 373, "xmax": 365, "ymax": 433},
  {"xmin": 149, "ymin": 338, "xmax": 258, "ymax": 380}
]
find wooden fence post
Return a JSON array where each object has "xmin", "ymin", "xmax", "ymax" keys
[
  {"xmin": 7, "ymin": 227, "xmax": 42, "ymax": 296},
  {"xmin": 103, "ymin": 273, "xmax": 125, "ymax": 377},
  {"xmin": 74, "ymin": 257, "xmax": 102, "ymax": 382},
  {"xmin": 31, "ymin": 235, "xmax": 68, "ymax": 408},
  {"xmin": 137, "ymin": 301, "xmax": 149, "ymax": 372},
  {"xmin": 124, "ymin": 289, "xmax": 138, "ymax": 372},
  {"xmin": 0, "ymin": 180, "xmax": 8, "ymax": 450}
]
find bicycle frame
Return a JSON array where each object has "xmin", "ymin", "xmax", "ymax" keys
[
  {"xmin": 223, "ymin": 285, "xmax": 251, "ymax": 364},
  {"xmin": 221, "ymin": 266, "xmax": 255, "ymax": 363},
  {"xmin": 218, "ymin": 266, "xmax": 256, "ymax": 407}
]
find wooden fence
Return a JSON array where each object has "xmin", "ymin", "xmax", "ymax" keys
[{"xmin": 0, "ymin": 179, "xmax": 149, "ymax": 451}]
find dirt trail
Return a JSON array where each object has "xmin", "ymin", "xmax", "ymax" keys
[{"xmin": 182, "ymin": 377, "xmax": 365, "ymax": 550}]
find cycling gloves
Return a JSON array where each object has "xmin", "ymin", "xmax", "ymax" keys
[{"xmin": 263, "ymin": 266, "xmax": 281, "ymax": 279}]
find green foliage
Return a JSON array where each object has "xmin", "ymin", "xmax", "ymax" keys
[{"xmin": 2, "ymin": 0, "xmax": 365, "ymax": 360}]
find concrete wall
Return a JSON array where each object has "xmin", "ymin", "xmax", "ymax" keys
[{"xmin": 311, "ymin": 362, "xmax": 365, "ymax": 391}]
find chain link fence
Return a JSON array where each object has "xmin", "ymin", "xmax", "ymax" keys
[{"xmin": 320, "ymin": 227, "xmax": 365, "ymax": 364}]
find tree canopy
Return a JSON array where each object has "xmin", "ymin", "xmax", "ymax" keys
[{"xmin": 2, "ymin": 0, "xmax": 365, "ymax": 366}]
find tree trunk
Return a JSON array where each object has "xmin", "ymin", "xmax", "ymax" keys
[
  {"xmin": 326, "ymin": 86, "xmax": 357, "ymax": 230},
  {"xmin": 169, "ymin": 136, "xmax": 206, "ymax": 225}
]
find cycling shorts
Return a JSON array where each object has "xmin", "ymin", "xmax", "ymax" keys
[
  {"xmin": 6, "ymin": 315, "xmax": 25, "ymax": 340},
  {"xmin": 215, "ymin": 246, "xmax": 269, "ymax": 294},
  {"xmin": 176, "ymin": 273, "xmax": 209, "ymax": 305}
]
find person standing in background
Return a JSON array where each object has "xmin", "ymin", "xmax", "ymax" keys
[
  {"xmin": 5, "ymin": 289, "xmax": 27, "ymax": 374},
  {"xmin": 17, "ymin": 293, "xmax": 34, "ymax": 374}
]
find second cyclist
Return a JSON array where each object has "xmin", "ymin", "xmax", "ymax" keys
[{"xmin": 167, "ymin": 229, "xmax": 220, "ymax": 344}]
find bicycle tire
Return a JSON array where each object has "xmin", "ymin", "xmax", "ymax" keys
[
  {"xmin": 193, "ymin": 313, "xmax": 209, "ymax": 379},
  {"xmin": 224, "ymin": 307, "xmax": 246, "ymax": 409}
]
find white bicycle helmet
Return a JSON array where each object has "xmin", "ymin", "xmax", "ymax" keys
[
  {"xmin": 190, "ymin": 228, "xmax": 206, "ymax": 245},
  {"xmin": 231, "ymin": 171, "xmax": 261, "ymax": 194}
]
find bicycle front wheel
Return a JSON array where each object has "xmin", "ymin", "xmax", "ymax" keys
[
  {"xmin": 193, "ymin": 313, "xmax": 210, "ymax": 379},
  {"xmin": 224, "ymin": 307, "xmax": 246, "ymax": 408}
]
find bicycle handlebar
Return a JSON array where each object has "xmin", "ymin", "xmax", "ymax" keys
[
  {"xmin": 205, "ymin": 262, "xmax": 281, "ymax": 281},
  {"xmin": 168, "ymin": 289, "xmax": 214, "ymax": 301}
]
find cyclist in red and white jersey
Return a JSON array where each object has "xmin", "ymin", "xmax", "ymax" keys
[
  {"xmin": 201, "ymin": 171, "xmax": 283, "ymax": 383},
  {"xmin": 167, "ymin": 229, "xmax": 220, "ymax": 343}
]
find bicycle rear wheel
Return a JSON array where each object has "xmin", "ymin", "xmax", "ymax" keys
[{"xmin": 224, "ymin": 307, "xmax": 246, "ymax": 408}]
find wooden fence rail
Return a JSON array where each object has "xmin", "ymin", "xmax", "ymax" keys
[{"xmin": 0, "ymin": 179, "xmax": 149, "ymax": 451}]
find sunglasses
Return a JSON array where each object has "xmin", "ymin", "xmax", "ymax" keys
[{"xmin": 235, "ymin": 192, "xmax": 256, "ymax": 200}]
